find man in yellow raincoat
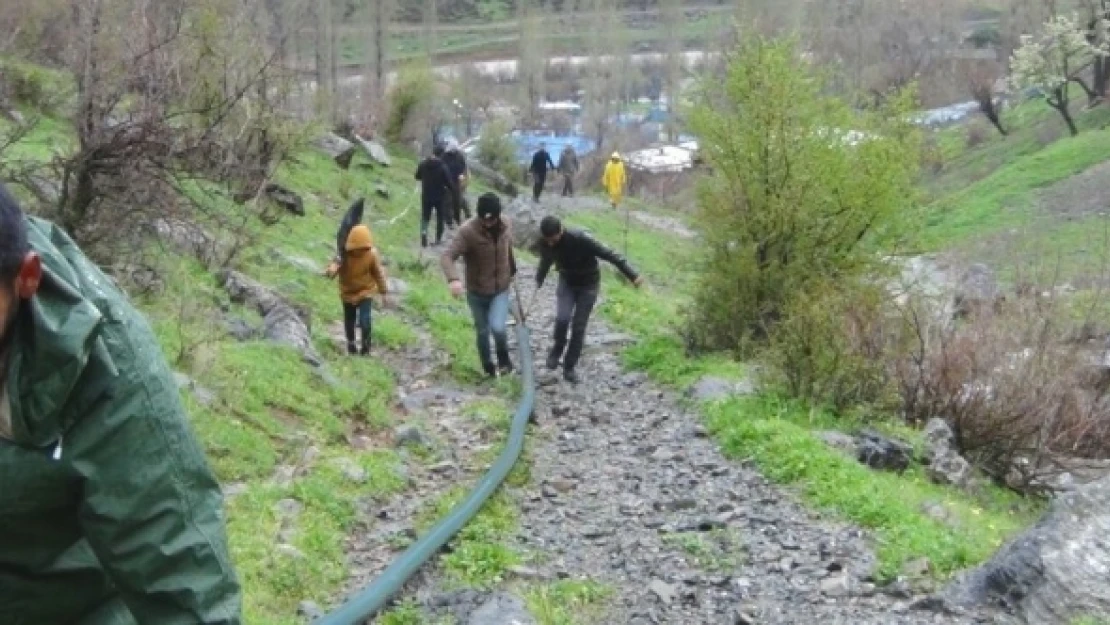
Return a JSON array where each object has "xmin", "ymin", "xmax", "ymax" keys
[{"xmin": 601, "ymin": 152, "xmax": 626, "ymax": 209}]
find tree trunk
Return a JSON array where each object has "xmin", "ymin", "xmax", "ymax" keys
[
  {"xmin": 1050, "ymin": 92, "xmax": 1079, "ymax": 136},
  {"xmin": 1071, "ymin": 76, "xmax": 1098, "ymax": 106}
]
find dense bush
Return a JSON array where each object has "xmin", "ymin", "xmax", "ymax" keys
[
  {"xmin": 385, "ymin": 64, "xmax": 438, "ymax": 145},
  {"xmin": 476, "ymin": 119, "xmax": 519, "ymax": 180},
  {"xmin": 766, "ymin": 280, "xmax": 903, "ymax": 412},
  {"xmin": 687, "ymin": 34, "xmax": 921, "ymax": 356}
]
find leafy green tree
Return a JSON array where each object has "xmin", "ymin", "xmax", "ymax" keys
[{"xmin": 687, "ymin": 34, "xmax": 921, "ymax": 355}]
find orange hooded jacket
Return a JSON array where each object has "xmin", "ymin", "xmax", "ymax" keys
[{"xmin": 325, "ymin": 224, "xmax": 388, "ymax": 304}]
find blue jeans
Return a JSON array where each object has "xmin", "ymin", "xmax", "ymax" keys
[{"xmin": 466, "ymin": 290, "xmax": 511, "ymax": 372}]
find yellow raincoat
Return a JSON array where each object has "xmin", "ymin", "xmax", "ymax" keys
[
  {"xmin": 325, "ymin": 225, "xmax": 388, "ymax": 304},
  {"xmin": 602, "ymin": 153, "xmax": 626, "ymax": 207}
]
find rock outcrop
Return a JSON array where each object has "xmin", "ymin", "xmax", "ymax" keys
[
  {"xmin": 218, "ymin": 270, "xmax": 320, "ymax": 366},
  {"xmin": 938, "ymin": 472, "xmax": 1110, "ymax": 624}
]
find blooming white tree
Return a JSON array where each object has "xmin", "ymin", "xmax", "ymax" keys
[{"xmin": 1010, "ymin": 13, "xmax": 1110, "ymax": 135}]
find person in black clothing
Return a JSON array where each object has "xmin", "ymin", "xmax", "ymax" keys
[
  {"xmin": 414, "ymin": 145, "xmax": 456, "ymax": 247},
  {"xmin": 536, "ymin": 215, "xmax": 643, "ymax": 384},
  {"xmin": 529, "ymin": 143, "xmax": 557, "ymax": 203},
  {"xmin": 442, "ymin": 140, "xmax": 471, "ymax": 226}
]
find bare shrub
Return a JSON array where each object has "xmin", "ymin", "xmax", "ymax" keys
[
  {"xmin": 897, "ymin": 292, "xmax": 1110, "ymax": 495},
  {"xmin": 4, "ymin": 0, "xmax": 307, "ymax": 267}
]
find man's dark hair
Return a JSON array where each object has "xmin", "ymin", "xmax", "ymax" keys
[
  {"xmin": 540, "ymin": 215, "xmax": 562, "ymax": 237},
  {"xmin": 0, "ymin": 183, "xmax": 29, "ymax": 280},
  {"xmin": 432, "ymin": 145, "xmax": 445, "ymax": 157}
]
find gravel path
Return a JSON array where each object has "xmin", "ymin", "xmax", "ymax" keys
[{"xmin": 358, "ymin": 261, "xmax": 1010, "ymax": 625}]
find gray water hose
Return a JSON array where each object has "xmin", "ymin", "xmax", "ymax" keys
[{"xmin": 314, "ymin": 321, "xmax": 536, "ymax": 625}]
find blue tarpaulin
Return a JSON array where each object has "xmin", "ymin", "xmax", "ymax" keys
[{"xmin": 511, "ymin": 131, "xmax": 597, "ymax": 165}]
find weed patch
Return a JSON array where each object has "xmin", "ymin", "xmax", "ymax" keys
[
  {"xmin": 417, "ymin": 488, "xmax": 522, "ymax": 588},
  {"xmin": 524, "ymin": 579, "xmax": 613, "ymax": 625}
]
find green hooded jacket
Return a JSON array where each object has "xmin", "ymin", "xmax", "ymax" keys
[{"xmin": 0, "ymin": 216, "xmax": 241, "ymax": 624}]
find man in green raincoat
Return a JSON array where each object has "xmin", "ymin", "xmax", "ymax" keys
[{"xmin": 0, "ymin": 183, "xmax": 241, "ymax": 624}]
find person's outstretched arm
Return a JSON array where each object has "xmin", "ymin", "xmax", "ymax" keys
[
  {"xmin": 586, "ymin": 234, "xmax": 639, "ymax": 283},
  {"xmin": 535, "ymin": 248, "xmax": 554, "ymax": 288},
  {"xmin": 75, "ymin": 332, "xmax": 241, "ymax": 624},
  {"xmin": 414, "ymin": 161, "xmax": 423, "ymax": 180}
]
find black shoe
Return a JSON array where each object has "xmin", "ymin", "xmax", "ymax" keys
[
  {"xmin": 545, "ymin": 353, "xmax": 560, "ymax": 371},
  {"xmin": 482, "ymin": 362, "xmax": 497, "ymax": 378},
  {"xmin": 360, "ymin": 341, "xmax": 371, "ymax": 356},
  {"xmin": 563, "ymin": 369, "xmax": 580, "ymax": 384},
  {"xmin": 347, "ymin": 342, "xmax": 357, "ymax": 355}
]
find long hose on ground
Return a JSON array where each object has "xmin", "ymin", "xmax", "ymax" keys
[{"xmin": 314, "ymin": 286, "xmax": 536, "ymax": 625}]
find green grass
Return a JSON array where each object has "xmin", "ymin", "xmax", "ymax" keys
[
  {"xmin": 921, "ymin": 121, "xmax": 1110, "ymax": 250},
  {"xmin": 704, "ymin": 394, "xmax": 1041, "ymax": 581},
  {"xmin": 661, "ymin": 528, "xmax": 746, "ymax": 573},
  {"xmin": 416, "ymin": 487, "xmax": 522, "ymax": 588},
  {"xmin": 524, "ymin": 579, "xmax": 613, "ymax": 625}
]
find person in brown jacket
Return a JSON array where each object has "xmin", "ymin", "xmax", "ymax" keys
[
  {"xmin": 325, "ymin": 224, "xmax": 388, "ymax": 355},
  {"xmin": 440, "ymin": 192, "xmax": 517, "ymax": 377}
]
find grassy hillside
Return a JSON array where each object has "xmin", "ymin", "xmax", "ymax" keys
[
  {"xmin": 920, "ymin": 100, "xmax": 1110, "ymax": 286},
  {"xmin": 1, "ymin": 88, "xmax": 1075, "ymax": 622}
]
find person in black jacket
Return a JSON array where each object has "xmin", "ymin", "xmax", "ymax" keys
[
  {"xmin": 415, "ymin": 145, "xmax": 457, "ymax": 247},
  {"xmin": 536, "ymin": 215, "xmax": 642, "ymax": 384},
  {"xmin": 442, "ymin": 140, "xmax": 471, "ymax": 225},
  {"xmin": 529, "ymin": 143, "xmax": 557, "ymax": 203}
]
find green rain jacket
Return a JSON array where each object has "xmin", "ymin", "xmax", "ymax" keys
[{"xmin": 0, "ymin": 216, "xmax": 241, "ymax": 624}]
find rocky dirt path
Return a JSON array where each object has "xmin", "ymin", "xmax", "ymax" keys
[{"xmin": 375, "ymin": 260, "xmax": 1007, "ymax": 625}]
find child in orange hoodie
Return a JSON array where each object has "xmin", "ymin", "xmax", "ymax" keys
[{"xmin": 325, "ymin": 224, "xmax": 389, "ymax": 355}]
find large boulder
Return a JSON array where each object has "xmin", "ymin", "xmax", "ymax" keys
[
  {"xmin": 218, "ymin": 270, "xmax": 321, "ymax": 366},
  {"xmin": 937, "ymin": 472, "xmax": 1110, "ymax": 624},
  {"xmin": 469, "ymin": 158, "xmax": 519, "ymax": 197},
  {"xmin": 921, "ymin": 418, "xmax": 974, "ymax": 488},
  {"xmin": 504, "ymin": 197, "xmax": 543, "ymax": 255},
  {"xmin": 354, "ymin": 135, "xmax": 392, "ymax": 167},
  {"xmin": 856, "ymin": 430, "xmax": 913, "ymax": 473},
  {"xmin": 262, "ymin": 183, "xmax": 305, "ymax": 216},
  {"xmin": 314, "ymin": 133, "xmax": 356, "ymax": 169}
]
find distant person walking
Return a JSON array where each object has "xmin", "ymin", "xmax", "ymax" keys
[
  {"xmin": 557, "ymin": 144, "xmax": 579, "ymax": 197},
  {"xmin": 441, "ymin": 193, "xmax": 518, "ymax": 378},
  {"xmin": 536, "ymin": 215, "xmax": 642, "ymax": 384},
  {"xmin": 602, "ymin": 152, "xmax": 627, "ymax": 210},
  {"xmin": 415, "ymin": 144, "xmax": 456, "ymax": 247},
  {"xmin": 443, "ymin": 139, "xmax": 471, "ymax": 226},
  {"xmin": 529, "ymin": 143, "xmax": 557, "ymax": 203}
]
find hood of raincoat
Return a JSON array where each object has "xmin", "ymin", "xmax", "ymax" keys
[
  {"xmin": 6, "ymin": 217, "xmax": 117, "ymax": 447},
  {"xmin": 346, "ymin": 224, "xmax": 374, "ymax": 251},
  {"xmin": 610, "ymin": 152, "xmax": 621, "ymax": 161}
]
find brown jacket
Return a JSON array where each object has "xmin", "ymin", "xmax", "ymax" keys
[
  {"xmin": 440, "ymin": 217, "xmax": 517, "ymax": 296},
  {"xmin": 326, "ymin": 225, "xmax": 388, "ymax": 304}
]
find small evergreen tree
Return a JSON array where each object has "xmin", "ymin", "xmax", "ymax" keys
[{"xmin": 688, "ymin": 34, "xmax": 921, "ymax": 355}]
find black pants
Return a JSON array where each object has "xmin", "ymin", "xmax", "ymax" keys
[
  {"xmin": 550, "ymin": 278, "xmax": 599, "ymax": 372},
  {"xmin": 343, "ymin": 299, "xmax": 373, "ymax": 354},
  {"xmin": 447, "ymin": 190, "xmax": 470, "ymax": 225},
  {"xmin": 533, "ymin": 172, "xmax": 547, "ymax": 202},
  {"xmin": 421, "ymin": 195, "xmax": 446, "ymax": 244},
  {"xmin": 561, "ymin": 174, "xmax": 574, "ymax": 197}
]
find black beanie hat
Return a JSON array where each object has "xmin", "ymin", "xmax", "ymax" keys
[{"xmin": 476, "ymin": 193, "xmax": 502, "ymax": 219}]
